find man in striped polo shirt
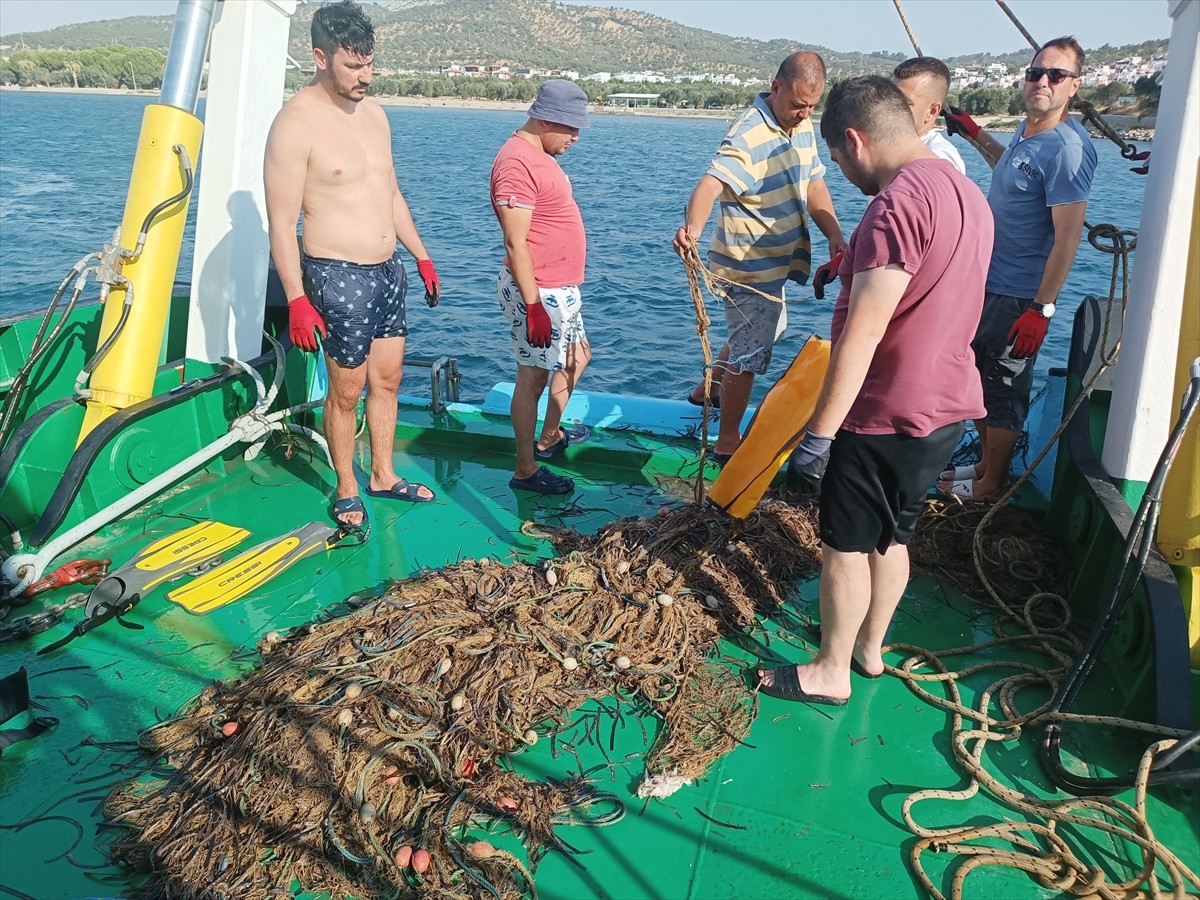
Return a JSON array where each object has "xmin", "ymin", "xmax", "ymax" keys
[{"xmin": 674, "ymin": 51, "xmax": 846, "ymax": 463}]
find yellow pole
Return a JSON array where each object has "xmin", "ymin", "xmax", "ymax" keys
[
  {"xmin": 1158, "ymin": 161, "xmax": 1200, "ymax": 668},
  {"xmin": 77, "ymin": 104, "xmax": 203, "ymax": 442}
]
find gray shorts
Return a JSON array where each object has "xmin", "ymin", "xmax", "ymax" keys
[
  {"xmin": 972, "ymin": 291, "xmax": 1037, "ymax": 431},
  {"xmin": 723, "ymin": 285, "xmax": 787, "ymax": 376}
]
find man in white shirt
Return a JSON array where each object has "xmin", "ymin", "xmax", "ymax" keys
[{"xmin": 892, "ymin": 57, "xmax": 966, "ymax": 175}]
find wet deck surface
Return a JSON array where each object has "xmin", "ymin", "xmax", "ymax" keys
[{"xmin": 1, "ymin": 407, "xmax": 1196, "ymax": 899}]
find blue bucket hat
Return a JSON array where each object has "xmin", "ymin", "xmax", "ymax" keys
[{"xmin": 528, "ymin": 79, "xmax": 590, "ymax": 129}]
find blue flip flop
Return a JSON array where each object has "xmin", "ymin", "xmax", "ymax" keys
[
  {"xmin": 330, "ymin": 496, "xmax": 369, "ymax": 531},
  {"xmin": 535, "ymin": 424, "xmax": 591, "ymax": 459},
  {"xmin": 365, "ymin": 478, "xmax": 436, "ymax": 503}
]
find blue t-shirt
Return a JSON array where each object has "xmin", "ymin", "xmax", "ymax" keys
[{"xmin": 985, "ymin": 116, "xmax": 1097, "ymax": 298}]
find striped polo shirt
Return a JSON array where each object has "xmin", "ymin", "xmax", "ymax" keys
[{"xmin": 706, "ymin": 92, "xmax": 827, "ymax": 295}]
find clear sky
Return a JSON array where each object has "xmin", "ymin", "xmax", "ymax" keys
[{"xmin": 0, "ymin": 0, "xmax": 1174, "ymax": 57}]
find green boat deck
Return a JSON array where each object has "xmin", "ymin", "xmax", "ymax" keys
[{"xmin": 1, "ymin": 404, "xmax": 1197, "ymax": 899}]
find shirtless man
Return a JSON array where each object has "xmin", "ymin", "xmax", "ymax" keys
[{"xmin": 264, "ymin": 0, "xmax": 440, "ymax": 530}]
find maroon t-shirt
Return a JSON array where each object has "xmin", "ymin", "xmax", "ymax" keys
[{"xmin": 830, "ymin": 158, "xmax": 992, "ymax": 437}]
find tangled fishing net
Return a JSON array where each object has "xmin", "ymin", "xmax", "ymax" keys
[
  {"xmin": 104, "ymin": 492, "xmax": 1183, "ymax": 900},
  {"xmin": 102, "ymin": 500, "xmax": 824, "ymax": 900}
]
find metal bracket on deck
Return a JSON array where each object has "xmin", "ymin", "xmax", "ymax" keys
[{"xmin": 405, "ymin": 357, "xmax": 461, "ymax": 414}]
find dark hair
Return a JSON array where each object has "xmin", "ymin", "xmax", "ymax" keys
[
  {"xmin": 1036, "ymin": 35, "xmax": 1085, "ymax": 72},
  {"xmin": 775, "ymin": 51, "xmax": 827, "ymax": 86},
  {"xmin": 311, "ymin": 0, "xmax": 375, "ymax": 59},
  {"xmin": 819, "ymin": 75, "xmax": 914, "ymax": 153},
  {"xmin": 892, "ymin": 56, "xmax": 951, "ymax": 93}
]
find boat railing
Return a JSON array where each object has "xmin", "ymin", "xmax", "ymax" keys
[{"xmin": 404, "ymin": 356, "xmax": 461, "ymax": 414}]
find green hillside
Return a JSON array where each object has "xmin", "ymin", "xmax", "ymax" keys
[
  {"xmin": 0, "ymin": 0, "xmax": 1167, "ymax": 79},
  {"xmin": 0, "ymin": 0, "xmax": 959, "ymax": 78}
]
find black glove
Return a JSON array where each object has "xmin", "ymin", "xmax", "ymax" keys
[{"xmin": 786, "ymin": 432, "xmax": 834, "ymax": 497}]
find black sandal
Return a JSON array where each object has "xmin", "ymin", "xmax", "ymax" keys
[{"xmin": 753, "ymin": 665, "xmax": 848, "ymax": 706}]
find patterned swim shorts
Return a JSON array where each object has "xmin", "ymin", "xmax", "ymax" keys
[
  {"xmin": 496, "ymin": 265, "xmax": 587, "ymax": 371},
  {"xmin": 300, "ymin": 250, "xmax": 408, "ymax": 368}
]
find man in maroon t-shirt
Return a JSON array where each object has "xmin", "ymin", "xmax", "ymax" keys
[{"xmin": 756, "ymin": 76, "xmax": 993, "ymax": 706}]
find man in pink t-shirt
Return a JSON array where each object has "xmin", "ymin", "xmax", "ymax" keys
[
  {"xmin": 490, "ymin": 80, "xmax": 591, "ymax": 495},
  {"xmin": 756, "ymin": 76, "xmax": 993, "ymax": 707}
]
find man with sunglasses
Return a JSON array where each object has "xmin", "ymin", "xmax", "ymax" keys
[
  {"xmin": 940, "ymin": 37, "xmax": 1097, "ymax": 500},
  {"xmin": 673, "ymin": 52, "xmax": 846, "ymax": 465}
]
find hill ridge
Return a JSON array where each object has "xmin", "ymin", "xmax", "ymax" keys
[{"xmin": 0, "ymin": 0, "xmax": 1167, "ymax": 78}]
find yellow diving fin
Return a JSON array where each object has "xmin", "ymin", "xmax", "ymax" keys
[
  {"xmin": 116, "ymin": 519, "xmax": 251, "ymax": 594},
  {"xmin": 36, "ymin": 520, "xmax": 252, "ymax": 655},
  {"xmin": 166, "ymin": 522, "xmax": 347, "ymax": 615},
  {"xmin": 708, "ymin": 335, "xmax": 831, "ymax": 519}
]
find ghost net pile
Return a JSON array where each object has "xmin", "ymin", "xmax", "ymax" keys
[{"xmin": 102, "ymin": 500, "xmax": 826, "ymax": 900}]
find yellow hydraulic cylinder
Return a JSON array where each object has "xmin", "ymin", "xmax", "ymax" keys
[
  {"xmin": 1158, "ymin": 162, "xmax": 1200, "ymax": 668},
  {"xmin": 77, "ymin": 103, "xmax": 203, "ymax": 443}
]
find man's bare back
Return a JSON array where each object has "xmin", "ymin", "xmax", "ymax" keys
[{"xmin": 266, "ymin": 84, "xmax": 397, "ymax": 267}]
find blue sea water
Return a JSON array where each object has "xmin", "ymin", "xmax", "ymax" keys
[{"xmin": 0, "ymin": 91, "xmax": 1146, "ymax": 404}]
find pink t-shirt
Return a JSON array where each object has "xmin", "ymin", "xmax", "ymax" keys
[
  {"xmin": 490, "ymin": 134, "xmax": 586, "ymax": 288},
  {"xmin": 830, "ymin": 159, "xmax": 993, "ymax": 437}
]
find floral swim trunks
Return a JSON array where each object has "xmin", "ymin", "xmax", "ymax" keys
[{"xmin": 300, "ymin": 250, "xmax": 408, "ymax": 367}]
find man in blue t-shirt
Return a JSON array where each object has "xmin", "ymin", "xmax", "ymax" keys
[{"xmin": 940, "ymin": 36, "xmax": 1097, "ymax": 500}]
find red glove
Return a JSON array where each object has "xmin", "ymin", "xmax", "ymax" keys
[
  {"xmin": 525, "ymin": 301, "xmax": 552, "ymax": 348},
  {"xmin": 416, "ymin": 258, "xmax": 441, "ymax": 308},
  {"xmin": 1006, "ymin": 307, "xmax": 1050, "ymax": 359},
  {"xmin": 288, "ymin": 295, "xmax": 326, "ymax": 353},
  {"xmin": 943, "ymin": 105, "xmax": 981, "ymax": 141},
  {"xmin": 813, "ymin": 251, "xmax": 844, "ymax": 300}
]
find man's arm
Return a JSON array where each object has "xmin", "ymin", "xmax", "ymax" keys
[
  {"xmin": 263, "ymin": 111, "xmax": 309, "ymax": 300},
  {"xmin": 806, "ymin": 265, "xmax": 912, "ymax": 436},
  {"xmin": 673, "ymin": 174, "xmax": 725, "ymax": 255},
  {"xmin": 1034, "ymin": 200, "xmax": 1088, "ymax": 306},
  {"xmin": 496, "ymin": 204, "xmax": 539, "ymax": 308},
  {"xmin": 806, "ymin": 178, "xmax": 846, "ymax": 256},
  {"xmin": 972, "ymin": 132, "xmax": 1004, "ymax": 169},
  {"xmin": 943, "ymin": 107, "xmax": 1003, "ymax": 168}
]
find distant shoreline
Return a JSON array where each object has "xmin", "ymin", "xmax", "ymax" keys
[
  {"xmin": 0, "ymin": 84, "xmax": 738, "ymax": 121},
  {"xmin": 0, "ymin": 85, "xmax": 1154, "ymax": 138}
]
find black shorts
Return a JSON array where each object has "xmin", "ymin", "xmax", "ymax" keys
[
  {"xmin": 973, "ymin": 291, "xmax": 1038, "ymax": 431},
  {"xmin": 819, "ymin": 422, "xmax": 964, "ymax": 554}
]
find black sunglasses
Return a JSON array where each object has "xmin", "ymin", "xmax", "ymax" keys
[{"xmin": 1025, "ymin": 66, "xmax": 1079, "ymax": 85}]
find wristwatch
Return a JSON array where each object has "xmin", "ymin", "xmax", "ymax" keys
[{"xmin": 1034, "ymin": 302, "xmax": 1056, "ymax": 318}]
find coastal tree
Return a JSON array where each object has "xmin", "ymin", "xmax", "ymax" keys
[
  {"xmin": 64, "ymin": 59, "xmax": 82, "ymax": 90},
  {"xmin": 123, "ymin": 47, "xmax": 166, "ymax": 90}
]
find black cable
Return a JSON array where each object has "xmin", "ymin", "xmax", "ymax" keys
[{"xmin": 1040, "ymin": 365, "xmax": 1200, "ymax": 794}]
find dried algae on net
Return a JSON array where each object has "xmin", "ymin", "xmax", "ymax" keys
[{"xmin": 101, "ymin": 500, "xmax": 826, "ymax": 900}]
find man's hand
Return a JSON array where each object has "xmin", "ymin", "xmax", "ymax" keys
[
  {"xmin": 673, "ymin": 226, "xmax": 698, "ymax": 257},
  {"xmin": 526, "ymin": 301, "xmax": 552, "ymax": 348},
  {"xmin": 813, "ymin": 251, "xmax": 845, "ymax": 301},
  {"xmin": 288, "ymin": 295, "xmax": 326, "ymax": 352},
  {"xmin": 787, "ymin": 431, "xmax": 835, "ymax": 495},
  {"xmin": 1007, "ymin": 307, "xmax": 1050, "ymax": 359},
  {"xmin": 943, "ymin": 105, "xmax": 981, "ymax": 141},
  {"xmin": 416, "ymin": 259, "xmax": 441, "ymax": 308}
]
